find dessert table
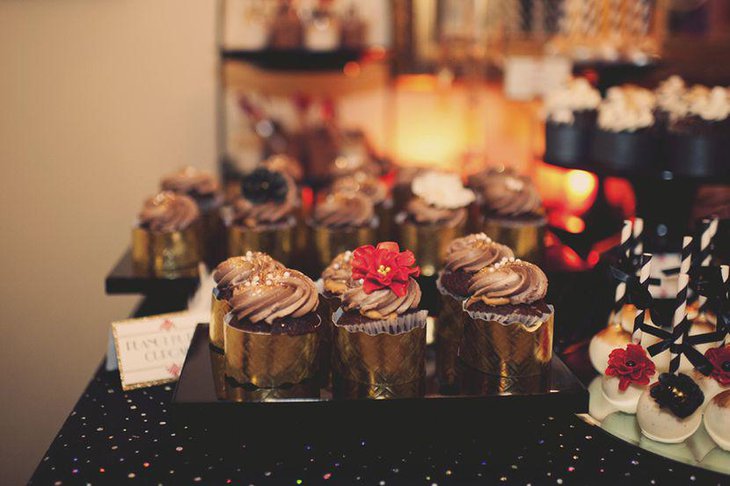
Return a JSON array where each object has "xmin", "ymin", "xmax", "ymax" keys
[{"xmin": 29, "ymin": 297, "xmax": 729, "ymax": 485}]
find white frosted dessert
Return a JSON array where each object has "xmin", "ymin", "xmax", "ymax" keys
[
  {"xmin": 600, "ymin": 343, "xmax": 656, "ymax": 414},
  {"xmin": 589, "ymin": 376, "xmax": 617, "ymax": 421},
  {"xmin": 544, "ymin": 78, "xmax": 601, "ymax": 124},
  {"xmin": 704, "ymin": 390, "xmax": 730, "ymax": 451},
  {"xmin": 636, "ymin": 373, "xmax": 705, "ymax": 444},
  {"xmin": 589, "ymin": 324, "xmax": 631, "ymax": 374},
  {"xmin": 692, "ymin": 345, "xmax": 730, "ymax": 408}
]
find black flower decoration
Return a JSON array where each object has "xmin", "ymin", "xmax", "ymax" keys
[
  {"xmin": 649, "ymin": 373, "xmax": 704, "ymax": 418},
  {"xmin": 241, "ymin": 168, "xmax": 288, "ymax": 205}
]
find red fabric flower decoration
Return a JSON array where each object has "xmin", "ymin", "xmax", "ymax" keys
[
  {"xmin": 605, "ymin": 343, "xmax": 656, "ymax": 391},
  {"xmin": 351, "ymin": 242, "xmax": 420, "ymax": 296},
  {"xmin": 706, "ymin": 346, "xmax": 730, "ymax": 386}
]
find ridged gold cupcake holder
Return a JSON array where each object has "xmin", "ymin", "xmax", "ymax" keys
[
  {"xmin": 224, "ymin": 315, "xmax": 321, "ymax": 388},
  {"xmin": 460, "ymin": 304, "xmax": 554, "ymax": 380},
  {"xmin": 480, "ymin": 217, "xmax": 546, "ymax": 265},
  {"xmin": 435, "ymin": 275, "xmax": 466, "ymax": 391},
  {"xmin": 131, "ymin": 222, "xmax": 202, "ymax": 278},
  {"xmin": 310, "ymin": 221, "xmax": 377, "ymax": 275},
  {"xmin": 332, "ymin": 308, "xmax": 428, "ymax": 399},
  {"xmin": 398, "ymin": 219, "xmax": 466, "ymax": 277},
  {"xmin": 227, "ymin": 219, "xmax": 296, "ymax": 266}
]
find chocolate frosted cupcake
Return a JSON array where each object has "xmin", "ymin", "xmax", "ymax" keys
[
  {"xmin": 132, "ymin": 191, "xmax": 202, "ymax": 277},
  {"xmin": 397, "ymin": 171, "xmax": 472, "ymax": 276},
  {"xmin": 309, "ymin": 192, "xmax": 377, "ymax": 275},
  {"xmin": 436, "ymin": 234, "xmax": 514, "ymax": 390},
  {"xmin": 225, "ymin": 168, "xmax": 298, "ymax": 265},
  {"xmin": 475, "ymin": 170, "xmax": 545, "ymax": 263},
  {"xmin": 161, "ymin": 166, "xmax": 224, "ymax": 264},
  {"xmin": 225, "ymin": 268, "xmax": 321, "ymax": 388},
  {"xmin": 320, "ymin": 250, "xmax": 355, "ymax": 309},
  {"xmin": 332, "ymin": 242, "xmax": 428, "ymax": 398},
  {"xmin": 461, "ymin": 258, "xmax": 553, "ymax": 379},
  {"xmin": 544, "ymin": 78, "xmax": 601, "ymax": 167},
  {"xmin": 332, "ymin": 171, "xmax": 393, "ymax": 240}
]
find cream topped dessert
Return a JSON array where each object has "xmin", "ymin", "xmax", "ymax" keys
[
  {"xmin": 160, "ymin": 166, "xmax": 220, "ymax": 201},
  {"xmin": 331, "ymin": 172, "xmax": 388, "ymax": 206},
  {"xmin": 138, "ymin": 191, "xmax": 199, "ymax": 232},
  {"xmin": 232, "ymin": 168, "xmax": 298, "ymax": 228},
  {"xmin": 439, "ymin": 233, "xmax": 514, "ymax": 297},
  {"xmin": 213, "ymin": 252, "xmax": 285, "ymax": 301},
  {"xmin": 313, "ymin": 192, "xmax": 375, "ymax": 228},
  {"xmin": 598, "ymin": 86, "xmax": 656, "ymax": 132},
  {"xmin": 321, "ymin": 250, "xmax": 354, "ymax": 296},
  {"xmin": 545, "ymin": 78, "xmax": 601, "ymax": 124},
  {"xmin": 478, "ymin": 171, "xmax": 543, "ymax": 220},
  {"xmin": 404, "ymin": 171, "xmax": 473, "ymax": 226}
]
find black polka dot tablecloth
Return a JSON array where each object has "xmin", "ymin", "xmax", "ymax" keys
[{"xmin": 30, "ymin": 362, "xmax": 729, "ymax": 485}]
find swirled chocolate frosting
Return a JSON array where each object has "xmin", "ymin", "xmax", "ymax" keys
[
  {"xmin": 322, "ymin": 251, "xmax": 354, "ymax": 295},
  {"xmin": 331, "ymin": 172, "xmax": 388, "ymax": 205},
  {"xmin": 444, "ymin": 233, "xmax": 514, "ymax": 274},
  {"xmin": 406, "ymin": 197, "xmax": 466, "ymax": 226},
  {"xmin": 342, "ymin": 278, "xmax": 421, "ymax": 320},
  {"xmin": 313, "ymin": 192, "xmax": 374, "ymax": 228},
  {"xmin": 213, "ymin": 252, "xmax": 285, "ymax": 301},
  {"xmin": 229, "ymin": 269, "xmax": 319, "ymax": 325},
  {"xmin": 232, "ymin": 172, "xmax": 298, "ymax": 228},
  {"xmin": 138, "ymin": 191, "xmax": 199, "ymax": 232},
  {"xmin": 466, "ymin": 258, "xmax": 548, "ymax": 307},
  {"xmin": 160, "ymin": 167, "xmax": 220, "ymax": 198},
  {"xmin": 479, "ymin": 171, "xmax": 543, "ymax": 218}
]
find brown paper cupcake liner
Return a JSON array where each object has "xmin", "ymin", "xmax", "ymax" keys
[
  {"xmin": 397, "ymin": 215, "xmax": 466, "ymax": 277},
  {"xmin": 309, "ymin": 219, "xmax": 378, "ymax": 275},
  {"xmin": 332, "ymin": 309, "xmax": 427, "ymax": 390},
  {"xmin": 131, "ymin": 222, "xmax": 202, "ymax": 278},
  {"xmin": 224, "ymin": 314, "xmax": 321, "ymax": 388},
  {"xmin": 480, "ymin": 216, "xmax": 546, "ymax": 264},
  {"xmin": 460, "ymin": 305, "xmax": 554, "ymax": 378},
  {"xmin": 435, "ymin": 274, "xmax": 466, "ymax": 389},
  {"xmin": 209, "ymin": 293, "xmax": 230, "ymax": 350},
  {"xmin": 226, "ymin": 217, "xmax": 296, "ymax": 265}
]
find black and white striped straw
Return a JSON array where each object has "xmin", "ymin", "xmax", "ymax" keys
[
  {"xmin": 631, "ymin": 253, "xmax": 653, "ymax": 344},
  {"xmin": 696, "ymin": 218, "xmax": 719, "ymax": 312},
  {"xmin": 670, "ymin": 272, "xmax": 691, "ymax": 374},
  {"xmin": 612, "ymin": 220, "xmax": 634, "ymax": 324},
  {"xmin": 631, "ymin": 217, "xmax": 644, "ymax": 256}
]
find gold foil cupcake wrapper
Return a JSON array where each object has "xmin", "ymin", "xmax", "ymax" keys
[
  {"xmin": 224, "ymin": 379, "xmax": 321, "ymax": 402},
  {"xmin": 309, "ymin": 219, "xmax": 378, "ymax": 275},
  {"xmin": 224, "ymin": 315, "xmax": 321, "ymax": 388},
  {"xmin": 332, "ymin": 308, "xmax": 428, "ymax": 336},
  {"xmin": 332, "ymin": 376, "xmax": 424, "ymax": 399},
  {"xmin": 227, "ymin": 218, "xmax": 296, "ymax": 265},
  {"xmin": 463, "ymin": 302, "xmax": 554, "ymax": 329},
  {"xmin": 460, "ymin": 361, "xmax": 551, "ymax": 395},
  {"xmin": 435, "ymin": 274, "xmax": 466, "ymax": 389},
  {"xmin": 332, "ymin": 310, "xmax": 427, "ymax": 387},
  {"xmin": 397, "ymin": 217, "xmax": 466, "ymax": 277},
  {"xmin": 481, "ymin": 217, "xmax": 546, "ymax": 264},
  {"xmin": 209, "ymin": 294, "xmax": 230, "ymax": 350},
  {"xmin": 460, "ymin": 309, "xmax": 554, "ymax": 377},
  {"xmin": 209, "ymin": 344, "xmax": 228, "ymax": 400},
  {"xmin": 131, "ymin": 222, "xmax": 202, "ymax": 278}
]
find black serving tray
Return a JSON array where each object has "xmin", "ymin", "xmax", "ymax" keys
[
  {"xmin": 105, "ymin": 249, "xmax": 200, "ymax": 296},
  {"xmin": 172, "ymin": 324, "xmax": 588, "ymax": 437}
]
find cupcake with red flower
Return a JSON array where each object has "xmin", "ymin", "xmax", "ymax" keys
[
  {"xmin": 691, "ymin": 345, "xmax": 730, "ymax": 409},
  {"xmin": 332, "ymin": 242, "xmax": 428, "ymax": 398},
  {"xmin": 601, "ymin": 343, "xmax": 657, "ymax": 414}
]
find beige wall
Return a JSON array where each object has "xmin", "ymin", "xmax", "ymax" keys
[{"xmin": 0, "ymin": 1, "xmax": 217, "ymax": 484}]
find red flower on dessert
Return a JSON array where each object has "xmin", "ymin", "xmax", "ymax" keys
[
  {"xmin": 706, "ymin": 346, "xmax": 730, "ymax": 386},
  {"xmin": 605, "ymin": 343, "xmax": 656, "ymax": 391},
  {"xmin": 351, "ymin": 242, "xmax": 420, "ymax": 296}
]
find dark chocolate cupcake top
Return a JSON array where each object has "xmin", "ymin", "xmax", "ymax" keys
[
  {"xmin": 341, "ymin": 242, "xmax": 422, "ymax": 320},
  {"xmin": 331, "ymin": 172, "xmax": 389, "ymax": 205},
  {"xmin": 479, "ymin": 171, "xmax": 543, "ymax": 218},
  {"xmin": 138, "ymin": 191, "xmax": 199, "ymax": 232},
  {"xmin": 232, "ymin": 168, "xmax": 298, "ymax": 228},
  {"xmin": 229, "ymin": 268, "xmax": 319, "ymax": 325},
  {"xmin": 160, "ymin": 166, "xmax": 220, "ymax": 199},
  {"xmin": 444, "ymin": 233, "xmax": 514, "ymax": 274},
  {"xmin": 466, "ymin": 258, "xmax": 548, "ymax": 307},
  {"xmin": 313, "ymin": 192, "xmax": 374, "ymax": 228},
  {"xmin": 213, "ymin": 252, "xmax": 285, "ymax": 301},
  {"xmin": 405, "ymin": 197, "xmax": 467, "ymax": 226},
  {"xmin": 321, "ymin": 250, "xmax": 355, "ymax": 296}
]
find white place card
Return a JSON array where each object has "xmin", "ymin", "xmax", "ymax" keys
[{"xmin": 111, "ymin": 311, "xmax": 202, "ymax": 391}]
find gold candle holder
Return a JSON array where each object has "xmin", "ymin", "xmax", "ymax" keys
[
  {"xmin": 131, "ymin": 222, "xmax": 202, "ymax": 278},
  {"xmin": 224, "ymin": 318, "xmax": 321, "ymax": 388},
  {"xmin": 398, "ymin": 220, "xmax": 466, "ymax": 277},
  {"xmin": 227, "ymin": 221, "xmax": 295, "ymax": 265},
  {"xmin": 332, "ymin": 322, "xmax": 426, "ymax": 397},
  {"xmin": 310, "ymin": 223, "xmax": 376, "ymax": 275},
  {"xmin": 209, "ymin": 294, "xmax": 230, "ymax": 351},
  {"xmin": 460, "ymin": 310, "xmax": 554, "ymax": 378},
  {"xmin": 481, "ymin": 217, "xmax": 546, "ymax": 265}
]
